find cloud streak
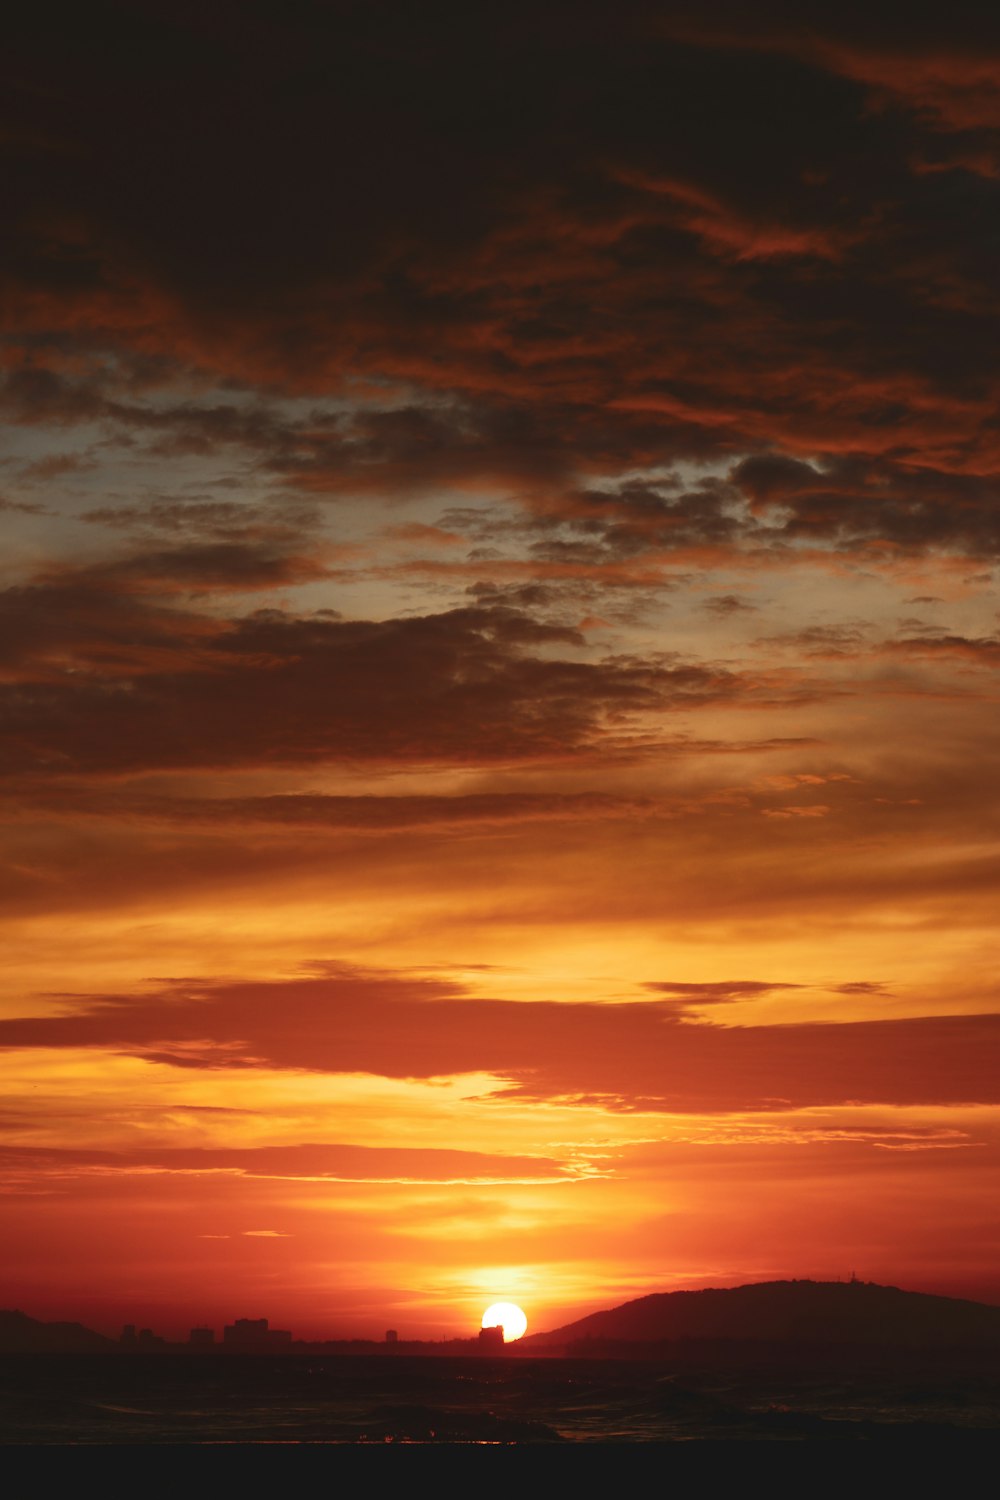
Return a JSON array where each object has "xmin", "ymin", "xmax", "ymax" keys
[{"xmin": 3, "ymin": 969, "xmax": 998, "ymax": 1114}]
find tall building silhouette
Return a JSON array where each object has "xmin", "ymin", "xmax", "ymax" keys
[{"xmin": 223, "ymin": 1317, "xmax": 292, "ymax": 1350}]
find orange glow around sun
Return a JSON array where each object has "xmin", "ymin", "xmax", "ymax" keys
[{"xmin": 482, "ymin": 1303, "xmax": 528, "ymax": 1341}]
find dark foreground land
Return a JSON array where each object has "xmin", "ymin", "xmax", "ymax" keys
[{"xmin": 2, "ymin": 1352, "xmax": 1000, "ymax": 1444}]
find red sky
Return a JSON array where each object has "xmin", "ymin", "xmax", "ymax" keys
[{"xmin": 2, "ymin": 1, "xmax": 1000, "ymax": 1341}]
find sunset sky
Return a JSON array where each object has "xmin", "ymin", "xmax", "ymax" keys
[{"xmin": 3, "ymin": 3, "xmax": 1000, "ymax": 1341}]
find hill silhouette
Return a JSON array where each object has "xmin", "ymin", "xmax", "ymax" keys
[
  {"xmin": 527, "ymin": 1281, "xmax": 1000, "ymax": 1354},
  {"xmin": 0, "ymin": 1310, "xmax": 115, "ymax": 1354}
]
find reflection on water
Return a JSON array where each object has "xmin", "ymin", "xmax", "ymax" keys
[{"xmin": 2, "ymin": 1354, "xmax": 1000, "ymax": 1444}]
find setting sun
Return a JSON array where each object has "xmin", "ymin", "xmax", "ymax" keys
[{"xmin": 482, "ymin": 1302, "xmax": 528, "ymax": 1342}]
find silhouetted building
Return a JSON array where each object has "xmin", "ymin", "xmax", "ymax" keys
[
  {"xmin": 137, "ymin": 1327, "xmax": 166, "ymax": 1349},
  {"xmin": 223, "ymin": 1317, "xmax": 292, "ymax": 1350},
  {"xmin": 224, "ymin": 1317, "xmax": 266, "ymax": 1347},
  {"xmin": 189, "ymin": 1326, "xmax": 214, "ymax": 1346},
  {"xmin": 120, "ymin": 1324, "xmax": 137, "ymax": 1348},
  {"xmin": 386, "ymin": 1329, "xmax": 398, "ymax": 1344},
  {"xmin": 479, "ymin": 1325, "xmax": 505, "ymax": 1349}
]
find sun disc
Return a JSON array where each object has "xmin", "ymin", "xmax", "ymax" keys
[{"xmin": 481, "ymin": 1301, "xmax": 527, "ymax": 1341}]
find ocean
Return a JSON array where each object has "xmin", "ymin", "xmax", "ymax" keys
[{"xmin": 2, "ymin": 1353, "xmax": 1000, "ymax": 1444}]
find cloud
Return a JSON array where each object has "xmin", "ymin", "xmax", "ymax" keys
[
  {"xmin": 702, "ymin": 594, "xmax": 758, "ymax": 617},
  {"xmin": 663, "ymin": 10, "xmax": 1000, "ymax": 135},
  {"xmin": 82, "ymin": 496, "xmax": 322, "ymax": 543},
  {"xmin": 83, "ymin": 543, "xmax": 332, "ymax": 595},
  {"xmin": 16, "ymin": 452, "xmax": 94, "ymax": 483},
  {"xmin": 643, "ymin": 979, "xmax": 803, "ymax": 1017},
  {"xmin": 730, "ymin": 457, "xmax": 1000, "ymax": 558},
  {"xmin": 3, "ymin": 787, "xmax": 660, "ymax": 834},
  {"xmin": 3, "ymin": 7, "xmax": 1000, "ymax": 564},
  {"xmin": 760, "ymin": 804, "xmax": 830, "ymax": 819},
  {"xmin": 0, "ymin": 1141, "xmax": 581, "ymax": 1187},
  {"xmin": 2, "ymin": 967, "xmax": 998, "ymax": 1113},
  {"xmin": 0, "ymin": 581, "xmax": 739, "ymax": 773},
  {"xmin": 887, "ymin": 632, "xmax": 1000, "ymax": 667}
]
